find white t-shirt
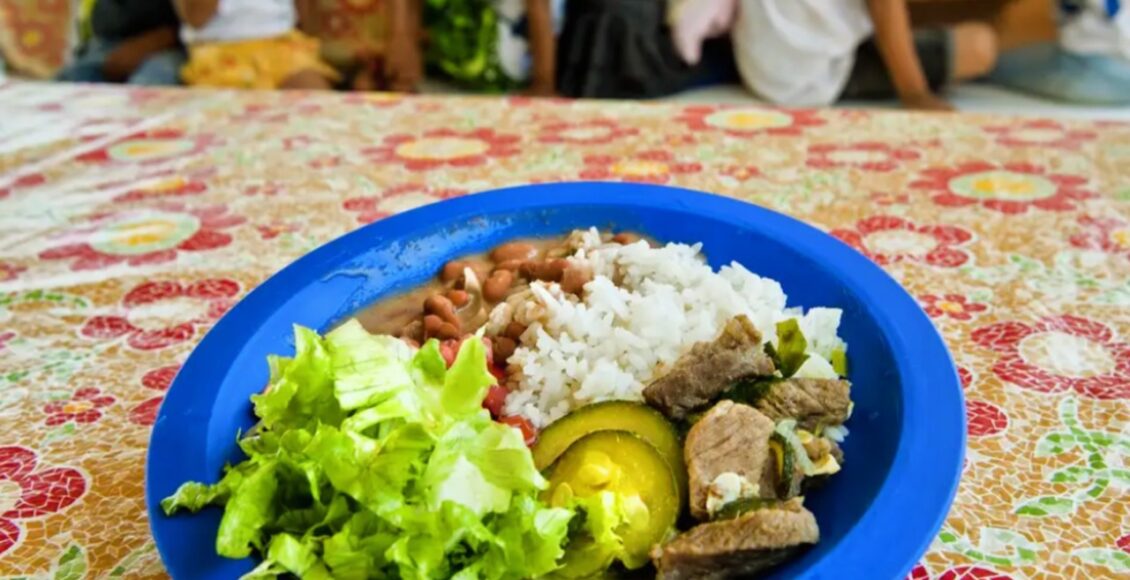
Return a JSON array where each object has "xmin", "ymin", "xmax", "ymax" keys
[
  {"xmin": 1059, "ymin": 0, "xmax": 1130, "ymax": 60},
  {"xmin": 733, "ymin": 0, "xmax": 873, "ymax": 106},
  {"xmin": 181, "ymin": 0, "xmax": 296, "ymax": 44}
]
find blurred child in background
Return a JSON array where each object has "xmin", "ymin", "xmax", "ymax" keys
[
  {"xmin": 717, "ymin": 0, "xmax": 998, "ymax": 110},
  {"xmin": 990, "ymin": 0, "xmax": 1130, "ymax": 105},
  {"xmin": 57, "ymin": 0, "xmax": 184, "ymax": 85},
  {"xmin": 174, "ymin": 0, "xmax": 338, "ymax": 89}
]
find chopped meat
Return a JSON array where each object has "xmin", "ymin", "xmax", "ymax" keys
[
  {"xmin": 755, "ymin": 378, "xmax": 851, "ymax": 430},
  {"xmin": 684, "ymin": 401, "xmax": 776, "ymax": 520},
  {"xmin": 652, "ymin": 498, "xmax": 820, "ymax": 580},
  {"xmin": 644, "ymin": 315, "xmax": 776, "ymax": 419}
]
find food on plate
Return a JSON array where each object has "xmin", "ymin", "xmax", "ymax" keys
[
  {"xmin": 683, "ymin": 400, "xmax": 776, "ymax": 520},
  {"xmin": 750, "ymin": 378, "xmax": 852, "ymax": 431},
  {"xmin": 531, "ymin": 400, "xmax": 687, "ymax": 502},
  {"xmin": 544, "ymin": 430, "xmax": 680, "ymax": 572},
  {"xmin": 650, "ymin": 498, "xmax": 819, "ymax": 580},
  {"xmin": 162, "ymin": 228, "xmax": 853, "ymax": 578},
  {"xmin": 643, "ymin": 315, "xmax": 777, "ymax": 420}
]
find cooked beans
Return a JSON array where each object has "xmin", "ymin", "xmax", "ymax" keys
[
  {"xmin": 424, "ymin": 295, "xmax": 459, "ymax": 327},
  {"xmin": 484, "ymin": 270, "xmax": 515, "ymax": 303},
  {"xmin": 560, "ymin": 266, "xmax": 592, "ymax": 295},
  {"xmin": 441, "ymin": 260, "xmax": 468, "ymax": 282},
  {"xmin": 493, "ymin": 336, "xmax": 517, "ymax": 366},
  {"xmin": 612, "ymin": 232, "xmax": 639, "ymax": 245},
  {"xmin": 491, "ymin": 242, "xmax": 538, "ymax": 264},
  {"xmin": 503, "ymin": 321, "xmax": 527, "ymax": 340},
  {"xmin": 494, "ymin": 259, "xmax": 523, "ymax": 272},
  {"xmin": 423, "ymin": 314, "xmax": 444, "ymax": 338},
  {"xmin": 447, "ymin": 289, "xmax": 469, "ymax": 307},
  {"xmin": 520, "ymin": 258, "xmax": 568, "ymax": 282}
]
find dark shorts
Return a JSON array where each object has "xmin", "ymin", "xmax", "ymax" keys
[{"xmin": 839, "ymin": 28, "xmax": 952, "ymax": 100}]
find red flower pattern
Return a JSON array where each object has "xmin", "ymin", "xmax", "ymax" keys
[
  {"xmin": 831, "ymin": 216, "xmax": 974, "ymax": 268},
  {"xmin": 38, "ymin": 203, "xmax": 245, "ymax": 271},
  {"xmin": 967, "ymin": 400, "xmax": 1009, "ymax": 436},
  {"xmin": 908, "ymin": 564, "xmax": 1013, "ymax": 580},
  {"xmin": 679, "ymin": 105, "xmax": 824, "ymax": 137},
  {"xmin": 720, "ymin": 165, "xmax": 762, "ymax": 182},
  {"xmin": 807, "ymin": 142, "xmax": 920, "ymax": 172},
  {"xmin": 0, "ymin": 173, "xmax": 46, "ymax": 200},
  {"xmin": 364, "ymin": 128, "xmax": 520, "ymax": 171},
  {"xmin": 921, "ymin": 294, "xmax": 989, "ymax": 321},
  {"xmin": 80, "ymin": 278, "xmax": 241, "ymax": 351},
  {"xmin": 973, "ymin": 315, "xmax": 1130, "ymax": 400},
  {"xmin": 1070, "ymin": 215, "xmax": 1130, "ymax": 259},
  {"xmin": 983, "ymin": 119, "xmax": 1097, "ymax": 149},
  {"xmin": 0, "ymin": 446, "xmax": 87, "ymax": 556},
  {"xmin": 43, "ymin": 388, "xmax": 115, "ymax": 426},
  {"xmin": 579, "ymin": 150, "xmax": 701, "ymax": 184},
  {"xmin": 343, "ymin": 184, "xmax": 465, "ymax": 224},
  {"xmin": 129, "ymin": 364, "xmax": 180, "ymax": 426},
  {"xmin": 958, "ymin": 366, "xmax": 974, "ymax": 389},
  {"xmin": 910, "ymin": 162, "xmax": 1094, "ymax": 215},
  {"xmin": 76, "ymin": 129, "xmax": 216, "ymax": 164},
  {"xmin": 0, "ymin": 262, "xmax": 27, "ymax": 282},
  {"xmin": 537, "ymin": 119, "xmax": 639, "ymax": 145}
]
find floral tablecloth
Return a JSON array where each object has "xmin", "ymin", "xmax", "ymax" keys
[{"xmin": 0, "ymin": 81, "xmax": 1127, "ymax": 579}]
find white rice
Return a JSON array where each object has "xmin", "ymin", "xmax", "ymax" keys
[{"xmin": 489, "ymin": 229, "xmax": 847, "ymax": 427}]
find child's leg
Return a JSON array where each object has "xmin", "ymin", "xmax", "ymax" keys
[
  {"xmin": 840, "ymin": 23, "xmax": 996, "ymax": 100},
  {"xmin": 989, "ymin": 42, "xmax": 1130, "ymax": 105},
  {"xmin": 127, "ymin": 49, "xmax": 187, "ymax": 86},
  {"xmin": 950, "ymin": 22, "xmax": 997, "ymax": 81}
]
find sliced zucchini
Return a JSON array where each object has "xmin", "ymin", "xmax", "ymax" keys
[
  {"xmin": 769, "ymin": 432, "xmax": 801, "ymax": 499},
  {"xmin": 533, "ymin": 401, "xmax": 686, "ymax": 503},
  {"xmin": 544, "ymin": 431, "xmax": 680, "ymax": 570}
]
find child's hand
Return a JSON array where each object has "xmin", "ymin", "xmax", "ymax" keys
[{"xmin": 901, "ymin": 93, "xmax": 955, "ymax": 111}]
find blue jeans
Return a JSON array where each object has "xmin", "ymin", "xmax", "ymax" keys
[
  {"xmin": 56, "ymin": 39, "xmax": 185, "ymax": 86},
  {"xmin": 989, "ymin": 42, "xmax": 1130, "ymax": 105}
]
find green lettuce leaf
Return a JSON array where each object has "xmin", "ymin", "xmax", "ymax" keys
[
  {"xmin": 164, "ymin": 320, "xmax": 577, "ymax": 579},
  {"xmin": 251, "ymin": 325, "xmax": 344, "ymax": 430}
]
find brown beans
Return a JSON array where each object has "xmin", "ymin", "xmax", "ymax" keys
[
  {"xmin": 493, "ymin": 336, "xmax": 517, "ymax": 365},
  {"xmin": 441, "ymin": 260, "xmax": 468, "ymax": 282},
  {"xmin": 446, "ymin": 289, "xmax": 469, "ymax": 307},
  {"xmin": 560, "ymin": 266, "xmax": 593, "ymax": 295},
  {"xmin": 423, "ymin": 314, "xmax": 444, "ymax": 338},
  {"xmin": 503, "ymin": 321, "xmax": 527, "ymax": 340},
  {"xmin": 612, "ymin": 232, "xmax": 639, "ymax": 245},
  {"xmin": 483, "ymin": 270, "xmax": 515, "ymax": 303},
  {"xmin": 520, "ymin": 258, "xmax": 568, "ymax": 282},
  {"xmin": 424, "ymin": 295, "xmax": 459, "ymax": 327},
  {"xmin": 438, "ymin": 322, "xmax": 460, "ymax": 340},
  {"xmin": 494, "ymin": 259, "xmax": 523, "ymax": 272},
  {"xmin": 491, "ymin": 242, "xmax": 538, "ymax": 264}
]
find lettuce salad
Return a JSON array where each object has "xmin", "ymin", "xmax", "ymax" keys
[{"xmin": 162, "ymin": 321, "xmax": 627, "ymax": 579}]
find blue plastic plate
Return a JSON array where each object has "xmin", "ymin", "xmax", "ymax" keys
[{"xmin": 147, "ymin": 182, "xmax": 964, "ymax": 579}]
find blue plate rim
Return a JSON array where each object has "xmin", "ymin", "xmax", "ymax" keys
[{"xmin": 146, "ymin": 181, "xmax": 965, "ymax": 579}]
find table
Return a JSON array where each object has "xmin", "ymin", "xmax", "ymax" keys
[{"xmin": 0, "ymin": 81, "xmax": 1127, "ymax": 579}]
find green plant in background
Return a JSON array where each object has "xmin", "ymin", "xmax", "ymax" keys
[
  {"xmin": 1016, "ymin": 396, "xmax": 1129, "ymax": 518},
  {"xmin": 424, "ymin": 0, "xmax": 518, "ymax": 91}
]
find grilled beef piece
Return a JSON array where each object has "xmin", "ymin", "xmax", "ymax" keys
[
  {"xmin": 644, "ymin": 315, "xmax": 776, "ymax": 419},
  {"xmin": 684, "ymin": 401, "xmax": 777, "ymax": 520},
  {"xmin": 754, "ymin": 378, "xmax": 851, "ymax": 430},
  {"xmin": 651, "ymin": 498, "xmax": 819, "ymax": 580}
]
